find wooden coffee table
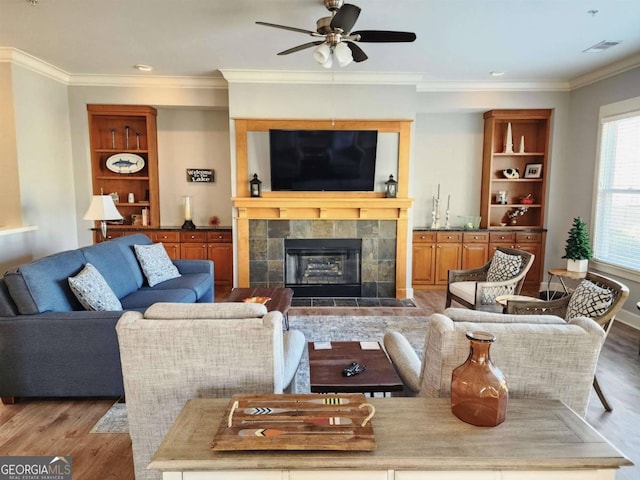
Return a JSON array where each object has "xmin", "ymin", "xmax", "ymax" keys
[
  {"xmin": 226, "ymin": 287, "xmax": 293, "ymax": 329},
  {"xmin": 308, "ymin": 341, "xmax": 403, "ymax": 396}
]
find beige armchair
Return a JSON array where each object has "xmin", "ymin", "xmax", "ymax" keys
[
  {"xmin": 505, "ymin": 271, "xmax": 629, "ymax": 411},
  {"xmin": 446, "ymin": 247, "xmax": 534, "ymax": 312},
  {"xmin": 116, "ymin": 302, "xmax": 305, "ymax": 480},
  {"xmin": 384, "ymin": 309, "xmax": 605, "ymax": 417}
]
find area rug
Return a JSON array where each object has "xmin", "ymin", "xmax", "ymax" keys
[
  {"xmin": 90, "ymin": 402, "xmax": 128, "ymax": 434},
  {"xmin": 90, "ymin": 313, "xmax": 430, "ymax": 434}
]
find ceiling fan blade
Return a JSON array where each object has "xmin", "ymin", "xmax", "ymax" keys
[
  {"xmin": 277, "ymin": 41, "xmax": 324, "ymax": 56},
  {"xmin": 352, "ymin": 30, "xmax": 417, "ymax": 43},
  {"xmin": 256, "ymin": 21, "xmax": 318, "ymax": 36},
  {"xmin": 346, "ymin": 42, "xmax": 368, "ymax": 62},
  {"xmin": 330, "ymin": 4, "xmax": 361, "ymax": 33}
]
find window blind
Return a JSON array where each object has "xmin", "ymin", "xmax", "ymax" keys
[{"xmin": 594, "ymin": 113, "xmax": 640, "ymax": 272}]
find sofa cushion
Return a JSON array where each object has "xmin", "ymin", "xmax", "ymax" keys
[
  {"xmin": 144, "ymin": 273, "xmax": 212, "ymax": 300},
  {"xmin": 4, "ymin": 250, "xmax": 86, "ymax": 314},
  {"xmin": 120, "ymin": 288, "xmax": 196, "ymax": 310},
  {"xmin": 566, "ymin": 279, "xmax": 613, "ymax": 320},
  {"xmin": 487, "ymin": 250, "xmax": 523, "ymax": 282},
  {"xmin": 68, "ymin": 263, "xmax": 123, "ymax": 311},
  {"xmin": 0, "ymin": 279, "xmax": 18, "ymax": 317},
  {"xmin": 144, "ymin": 302, "xmax": 267, "ymax": 319},
  {"xmin": 111, "ymin": 234, "xmax": 153, "ymax": 288},
  {"xmin": 134, "ymin": 243, "xmax": 181, "ymax": 287},
  {"xmin": 81, "ymin": 241, "xmax": 140, "ymax": 299}
]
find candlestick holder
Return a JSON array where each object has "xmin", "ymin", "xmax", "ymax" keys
[
  {"xmin": 430, "ymin": 197, "xmax": 441, "ymax": 229},
  {"xmin": 444, "ymin": 209, "xmax": 451, "ymax": 229},
  {"xmin": 181, "ymin": 195, "xmax": 196, "ymax": 230}
]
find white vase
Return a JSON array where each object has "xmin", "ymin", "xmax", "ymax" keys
[{"xmin": 566, "ymin": 259, "xmax": 588, "ymax": 273}]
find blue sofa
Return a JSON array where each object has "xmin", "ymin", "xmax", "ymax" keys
[{"xmin": 0, "ymin": 234, "xmax": 213, "ymax": 403}]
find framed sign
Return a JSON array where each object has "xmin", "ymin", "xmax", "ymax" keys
[
  {"xmin": 524, "ymin": 163, "xmax": 542, "ymax": 179},
  {"xmin": 186, "ymin": 168, "xmax": 214, "ymax": 183}
]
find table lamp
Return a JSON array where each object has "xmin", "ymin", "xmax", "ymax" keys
[{"xmin": 84, "ymin": 195, "xmax": 123, "ymax": 241}]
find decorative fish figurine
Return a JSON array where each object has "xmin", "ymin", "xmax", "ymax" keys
[{"xmin": 111, "ymin": 158, "xmax": 140, "ymax": 168}]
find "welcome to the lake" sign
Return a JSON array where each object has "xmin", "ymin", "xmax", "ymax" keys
[{"xmin": 186, "ymin": 168, "xmax": 214, "ymax": 183}]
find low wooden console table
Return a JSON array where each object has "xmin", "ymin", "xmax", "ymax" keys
[{"xmin": 150, "ymin": 397, "xmax": 631, "ymax": 480}]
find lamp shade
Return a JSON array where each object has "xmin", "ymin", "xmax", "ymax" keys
[
  {"xmin": 314, "ymin": 43, "xmax": 333, "ymax": 68},
  {"xmin": 83, "ymin": 195, "xmax": 123, "ymax": 221},
  {"xmin": 334, "ymin": 42, "xmax": 353, "ymax": 67}
]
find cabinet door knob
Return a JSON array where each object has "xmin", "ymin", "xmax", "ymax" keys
[
  {"xmin": 500, "ymin": 236, "xmax": 505, "ymax": 239},
  {"xmin": 190, "ymin": 235, "xmax": 196, "ymax": 239},
  {"xmin": 218, "ymin": 235, "xmax": 223, "ymax": 239},
  {"xmin": 474, "ymin": 236, "xmax": 478, "ymax": 240},
  {"xmin": 421, "ymin": 235, "xmax": 426, "ymax": 239}
]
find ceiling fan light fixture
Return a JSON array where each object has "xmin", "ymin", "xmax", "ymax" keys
[
  {"xmin": 334, "ymin": 42, "xmax": 353, "ymax": 67},
  {"xmin": 314, "ymin": 43, "xmax": 333, "ymax": 66}
]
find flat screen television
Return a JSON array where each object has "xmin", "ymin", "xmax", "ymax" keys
[{"xmin": 269, "ymin": 129, "xmax": 378, "ymax": 191}]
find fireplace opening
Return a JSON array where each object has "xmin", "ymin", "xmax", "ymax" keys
[{"xmin": 284, "ymin": 238, "xmax": 362, "ymax": 297}]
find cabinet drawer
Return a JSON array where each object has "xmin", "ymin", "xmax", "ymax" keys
[
  {"xmin": 151, "ymin": 231, "xmax": 180, "ymax": 243},
  {"xmin": 207, "ymin": 231, "xmax": 232, "ymax": 242},
  {"xmin": 516, "ymin": 232, "xmax": 542, "ymax": 243},
  {"xmin": 413, "ymin": 231, "xmax": 436, "ymax": 243},
  {"xmin": 463, "ymin": 232, "xmax": 489, "ymax": 243},
  {"xmin": 436, "ymin": 232, "xmax": 462, "ymax": 243},
  {"xmin": 490, "ymin": 232, "xmax": 515, "ymax": 243},
  {"xmin": 180, "ymin": 231, "xmax": 208, "ymax": 243}
]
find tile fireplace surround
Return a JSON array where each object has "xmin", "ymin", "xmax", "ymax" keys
[{"xmin": 249, "ymin": 219, "xmax": 397, "ymax": 297}]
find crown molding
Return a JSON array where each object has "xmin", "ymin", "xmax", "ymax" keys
[
  {"xmin": 416, "ymin": 80, "xmax": 570, "ymax": 92},
  {"xmin": 67, "ymin": 74, "xmax": 227, "ymax": 89},
  {"xmin": 2, "ymin": 47, "xmax": 639, "ymax": 92},
  {"xmin": 220, "ymin": 69, "xmax": 423, "ymax": 85},
  {"xmin": 0, "ymin": 48, "xmax": 69, "ymax": 84},
  {"xmin": 569, "ymin": 53, "xmax": 640, "ymax": 90}
]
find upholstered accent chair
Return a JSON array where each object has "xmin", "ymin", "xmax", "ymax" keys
[
  {"xmin": 116, "ymin": 302, "xmax": 305, "ymax": 480},
  {"xmin": 383, "ymin": 308, "xmax": 605, "ymax": 417},
  {"xmin": 446, "ymin": 247, "xmax": 535, "ymax": 312},
  {"xmin": 505, "ymin": 271, "xmax": 629, "ymax": 411}
]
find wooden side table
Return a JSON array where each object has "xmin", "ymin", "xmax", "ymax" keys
[{"xmin": 547, "ymin": 268, "xmax": 587, "ymax": 300}]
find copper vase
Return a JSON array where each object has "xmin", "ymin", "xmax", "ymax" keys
[{"xmin": 451, "ymin": 331, "xmax": 508, "ymax": 427}]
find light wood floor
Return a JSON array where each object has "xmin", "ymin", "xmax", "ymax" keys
[{"xmin": 0, "ymin": 290, "xmax": 637, "ymax": 480}]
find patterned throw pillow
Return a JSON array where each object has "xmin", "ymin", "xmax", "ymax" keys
[
  {"xmin": 565, "ymin": 279, "xmax": 613, "ymax": 320},
  {"xmin": 134, "ymin": 243, "xmax": 181, "ymax": 287},
  {"xmin": 68, "ymin": 263, "xmax": 122, "ymax": 311},
  {"xmin": 486, "ymin": 250, "xmax": 523, "ymax": 282}
]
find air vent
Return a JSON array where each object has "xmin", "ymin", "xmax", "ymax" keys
[{"xmin": 582, "ymin": 40, "xmax": 621, "ymax": 53}]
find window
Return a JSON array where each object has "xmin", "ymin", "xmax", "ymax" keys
[{"xmin": 593, "ymin": 100, "xmax": 640, "ymax": 275}]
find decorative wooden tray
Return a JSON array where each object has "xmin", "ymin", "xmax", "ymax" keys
[{"xmin": 211, "ymin": 393, "xmax": 376, "ymax": 451}]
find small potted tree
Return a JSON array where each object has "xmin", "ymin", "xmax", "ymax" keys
[{"xmin": 562, "ymin": 217, "xmax": 593, "ymax": 272}]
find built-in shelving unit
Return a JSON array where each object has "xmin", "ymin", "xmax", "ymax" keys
[
  {"xmin": 480, "ymin": 109, "xmax": 551, "ymax": 229},
  {"xmin": 87, "ymin": 104, "xmax": 160, "ymax": 229}
]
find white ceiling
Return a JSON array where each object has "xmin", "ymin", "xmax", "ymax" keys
[{"xmin": 1, "ymin": 0, "xmax": 640, "ymax": 87}]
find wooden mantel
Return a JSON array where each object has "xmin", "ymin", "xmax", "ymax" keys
[{"xmin": 232, "ymin": 118, "xmax": 414, "ymax": 298}]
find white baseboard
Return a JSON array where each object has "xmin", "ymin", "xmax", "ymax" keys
[{"xmin": 617, "ymin": 309, "xmax": 640, "ymax": 331}]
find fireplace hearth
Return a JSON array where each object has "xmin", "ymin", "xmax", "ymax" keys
[{"xmin": 284, "ymin": 238, "xmax": 362, "ymax": 297}]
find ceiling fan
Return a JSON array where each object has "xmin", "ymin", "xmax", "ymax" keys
[{"xmin": 256, "ymin": 0, "xmax": 416, "ymax": 68}]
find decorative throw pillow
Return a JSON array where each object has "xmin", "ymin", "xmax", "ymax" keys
[
  {"xmin": 565, "ymin": 279, "xmax": 613, "ymax": 320},
  {"xmin": 68, "ymin": 263, "xmax": 122, "ymax": 311},
  {"xmin": 486, "ymin": 250, "xmax": 523, "ymax": 282},
  {"xmin": 134, "ymin": 243, "xmax": 181, "ymax": 287}
]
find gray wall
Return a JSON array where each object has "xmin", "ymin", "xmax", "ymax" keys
[{"xmin": 563, "ymin": 67, "xmax": 640, "ymax": 328}]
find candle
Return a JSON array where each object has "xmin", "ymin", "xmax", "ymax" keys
[
  {"xmin": 447, "ymin": 194, "xmax": 451, "ymax": 210},
  {"xmin": 184, "ymin": 196, "xmax": 192, "ymax": 220},
  {"xmin": 437, "ymin": 184, "xmax": 440, "ymax": 199}
]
